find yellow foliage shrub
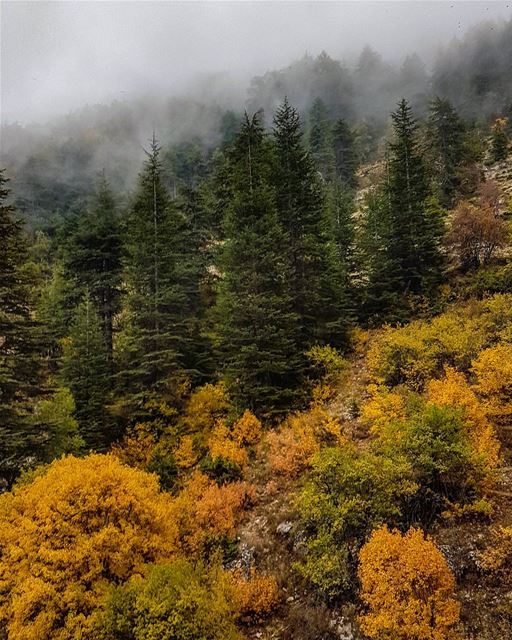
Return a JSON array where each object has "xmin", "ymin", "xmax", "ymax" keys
[
  {"xmin": 427, "ymin": 367, "xmax": 500, "ymax": 470},
  {"xmin": 171, "ymin": 471, "xmax": 255, "ymax": 555},
  {"xmin": 207, "ymin": 421, "xmax": 249, "ymax": 469},
  {"xmin": 360, "ymin": 384, "xmax": 407, "ymax": 433},
  {"xmin": 480, "ymin": 526, "xmax": 512, "ymax": 573},
  {"xmin": 472, "ymin": 343, "xmax": 512, "ymax": 426},
  {"xmin": 110, "ymin": 422, "xmax": 157, "ymax": 469},
  {"xmin": 0, "ymin": 454, "xmax": 177, "ymax": 640},
  {"xmin": 179, "ymin": 382, "xmax": 231, "ymax": 435},
  {"xmin": 358, "ymin": 526, "xmax": 460, "ymax": 640},
  {"xmin": 367, "ymin": 295, "xmax": 512, "ymax": 390},
  {"xmin": 266, "ymin": 406, "xmax": 344, "ymax": 476},
  {"xmin": 174, "ymin": 434, "xmax": 198, "ymax": 469},
  {"xmin": 231, "ymin": 568, "xmax": 279, "ymax": 621},
  {"xmin": 232, "ymin": 410, "xmax": 262, "ymax": 447}
]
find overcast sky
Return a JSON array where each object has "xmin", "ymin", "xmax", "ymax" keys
[{"xmin": 1, "ymin": 1, "xmax": 511, "ymax": 125}]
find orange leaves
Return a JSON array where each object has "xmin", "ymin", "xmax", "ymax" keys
[
  {"xmin": 0, "ymin": 454, "xmax": 178, "ymax": 640},
  {"xmin": 266, "ymin": 405, "xmax": 344, "ymax": 477},
  {"xmin": 230, "ymin": 568, "xmax": 279, "ymax": 621},
  {"xmin": 171, "ymin": 471, "xmax": 255, "ymax": 556},
  {"xmin": 358, "ymin": 526, "xmax": 460, "ymax": 640}
]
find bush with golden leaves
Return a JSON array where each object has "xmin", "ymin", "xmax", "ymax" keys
[
  {"xmin": 358, "ymin": 526, "xmax": 460, "ymax": 640},
  {"xmin": 427, "ymin": 366, "xmax": 500, "ymax": 471},
  {"xmin": 480, "ymin": 526, "xmax": 512, "ymax": 574},
  {"xmin": 0, "ymin": 454, "xmax": 178, "ymax": 640},
  {"xmin": 472, "ymin": 343, "xmax": 512, "ymax": 426},
  {"xmin": 170, "ymin": 471, "xmax": 255, "ymax": 556},
  {"xmin": 230, "ymin": 568, "xmax": 279, "ymax": 621},
  {"xmin": 266, "ymin": 406, "xmax": 344, "ymax": 477}
]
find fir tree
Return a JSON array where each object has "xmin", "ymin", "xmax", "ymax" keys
[
  {"xmin": 60, "ymin": 293, "xmax": 112, "ymax": 451},
  {"xmin": 332, "ymin": 118, "xmax": 358, "ymax": 188},
  {"xmin": 61, "ymin": 175, "xmax": 122, "ymax": 366},
  {"xmin": 0, "ymin": 170, "xmax": 44, "ymax": 482},
  {"xmin": 214, "ymin": 113, "xmax": 302, "ymax": 416},
  {"xmin": 273, "ymin": 98, "xmax": 351, "ymax": 350},
  {"xmin": 308, "ymin": 98, "xmax": 335, "ymax": 179},
  {"xmin": 427, "ymin": 97, "xmax": 465, "ymax": 206},
  {"xmin": 491, "ymin": 117, "xmax": 509, "ymax": 162},
  {"xmin": 119, "ymin": 136, "xmax": 203, "ymax": 404},
  {"xmin": 386, "ymin": 99, "xmax": 442, "ymax": 296}
]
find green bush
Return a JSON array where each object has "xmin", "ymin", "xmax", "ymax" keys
[{"xmin": 99, "ymin": 559, "xmax": 241, "ymax": 640}]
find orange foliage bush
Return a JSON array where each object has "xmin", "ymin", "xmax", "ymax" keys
[
  {"xmin": 171, "ymin": 471, "xmax": 255, "ymax": 555},
  {"xmin": 266, "ymin": 406, "xmax": 344, "ymax": 476},
  {"xmin": 232, "ymin": 410, "xmax": 262, "ymax": 447},
  {"xmin": 358, "ymin": 526, "xmax": 460, "ymax": 640},
  {"xmin": 427, "ymin": 367, "xmax": 500, "ymax": 471},
  {"xmin": 231, "ymin": 568, "xmax": 279, "ymax": 621},
  {"xmin": 0, "ymin": 454, "xmax": 177, "ymax": 640}
]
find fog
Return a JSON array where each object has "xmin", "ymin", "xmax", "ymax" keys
[{"xmin": 2, "ymin": 1, "xmax": 512, "ymax": 125}]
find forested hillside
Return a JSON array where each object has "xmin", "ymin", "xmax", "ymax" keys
[{"xmin": 1, "ymin": 14, "xmax": 512, "ymax": 640}]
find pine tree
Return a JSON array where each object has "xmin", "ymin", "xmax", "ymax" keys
[
  {"xmin": 273, "ymin": 98, "xmax": 350, "ymax": 350},
  {"xmin": 60, "ymin": 293, "xmax": 112, "ymax": 450},
  {"xmin": 386, "ymin": 100, "xmax": 442, "ymax": 296},
  {"xmin": 491, "ymin": 117, "xmax": 509, "ymax": 162},
  {"xmin": 427, "ymin": 97, "xmax": 465, "ymax": 206},
  {"xmin": 61, "ymin": 174, "xmax": 122, "ymax": 366},
  {"xmin": 119, "ymin": 136, "xmax": 203, "ymax": 404},
  {"xmin": 0, "ymin": 170, "xmax": 44, "ymax": 482},
  {"xmin": 332, "ymin": 118, "xmax": 358, "ymax": 188},
  {"xmin": 214, "ymin": 113, "xmax": 302, "ymax": 416},
  {"xmin": 308, "ymin": 98, "xmax": 335, "ymax": 180}
]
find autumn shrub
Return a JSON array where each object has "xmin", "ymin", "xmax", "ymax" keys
[
  {"xmin": 472, "ymin": 342, "xmax": 512, "ymax": 426},
  {"xmin": 297, "ymin": 445, "xmax": 415, "ymax": 598},
  {"xmin": 427, "ymin": 367, "xmax": 500, "ymax": 471},
  {"xmin": 266, "ymin": 405, "xmax": 344, "ymax": 477},
  {"xmin": 360, "ymin": 384, "xmax": 408, "ymax": 432},
  {"xmin": 99, "ymin": 560, "xmax": 241, "ymax": 640},
  {"xmin": 170, "ymin": 471, "xmax": 255, "ymax": 557},
  {"xmin": 480, "ymin": 526, "xmax": 512, "ymax": 574},
  {"xmin": 306, "ymin": 345, "xmax": 348, "ymax": 401},
  {"xmin": 358, "ymin": 526, "xmax": 460, "ymax": 640},
  {"xmin": 375, "ymin": 404, "xmax": 487, "ymax": 519},
  {"xmin": 178, "ymin": 381, "xmax": 232, "ymax": 436},
  {"xmin": 230, "ymin": 568, "xmax": 279, "ymax": 621},
  {"xmin": 0, "ymin": 454, "xmax": 178, "ymax": 640},
  {"xmin": 368, "ymin": 294, "xmax": 512, "ymax": 389}
]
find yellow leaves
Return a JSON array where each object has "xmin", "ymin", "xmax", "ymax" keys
[
  {"xmin": 174, "ymin": 434, "xmax": 198, "ymax": 469},
  {"xmin": 358, "ymin": 526, "xmax": 460, "ymax": 640},
  {"xmin": 480, "ymin": 526, "xmax": 512, "ymax": 573},
  {"xmin": 232, "ymin": 410, "xmax": 262, "ymax": 447},
  {"xmin": 361, "ymin": 384, "xmax": 407, "ymax": 433},
  {"xmin": 472, "ymin": 343, "xmax": 512, "ymax": 426},
  {"xmin": 208, "ymin": 421, "xmax": 249, "ymax": 469},
  {"xmin": 179, "ymin": 382, "xmax": 231, "ymax": 435},
  {"xmin": 0, "ymin": 454, "xmax": 178, "ymax": 640},
  {"xmin": 427, "ymin": 367, "xmax": 500, "ymax": 470},
  {"xmin": 111, "ymin": 422, "xmax": 157, "ymax": 469},
  {"xmin": 266, "ymin": 405, "xmax": 345, "ymax": 477}
]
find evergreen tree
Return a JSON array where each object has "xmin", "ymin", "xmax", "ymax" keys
[
  {"xmin": 426, "ymin": 97, "xmax": 465, "ymax": 206},
  {"xmin": 273, "ymin": 98, "xmax": 351, "ymax": 350},
  {"xmin": 214, "ymin": 113, "xmax": 302, "ymax": 416},
  {"xmin": 308, "ymin": 98, "xmax": 335, "ymax": 179},
  {"xmin": 61, "ymin": 175, "xmax": 122, "ymax": 366},
  {"xmin": 386, "ymin": 100, "xmax": 442, "ymax": 296},
  {"xmin": 60, "ymin": 293, "xmax": 112, "ymax": 450},
  {"xmin": 119, "ymin": 136, "xmax": 203, "ymax": 404},
  {"xmin": 332, "ymin": 118, "xmax": 358, "ymax": 188},
  {"xmin": 0, "ymin": 170, "xmax": 44, "ymax": 482},
  {"xmin": 491, "ymin": 117, "xmax": 509, "ymax": 162}
]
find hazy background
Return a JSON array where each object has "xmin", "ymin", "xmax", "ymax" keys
[{"xmin": 2, "ymin": 1, "xmax": 512, "ymax": 125}]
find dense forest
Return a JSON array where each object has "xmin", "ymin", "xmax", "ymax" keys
[{"xmin": 1, "ymin": 15, "xmax": 512, "ymax": 640}]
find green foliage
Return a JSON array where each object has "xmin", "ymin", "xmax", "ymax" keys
[
  {"xmin": 0, "ymin": 170, "xmax": 46, "ymax": 483},
  {"xmin": 214, "ymin": 112, "xmax": 303, "ymax": 416},
  {"xmin": 99, "ymin": 560, "xmax": 241, "ymax": 640},
  {"xmin": 31, "ymin": 387, "xmax": 83, "ymax": 461},
  {"xmin": 118, "ymin": 136, "xmax": 205, "ymax": 403},
  {"xmin": 297, "ymin": 444, "xmax": 414, "ymax": 598},
  {"xmin": 60, "ymin": 293, "xmax": 113, "ymax": 450}
]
